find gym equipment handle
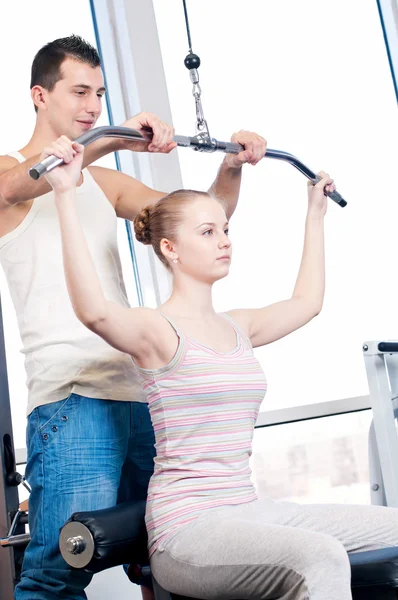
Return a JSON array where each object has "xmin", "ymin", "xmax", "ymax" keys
[
  {"xmin": 378, "ymin": 342, "xmax": 398, "ymax": 353},
  {"xmin": 29, "ymin": 126, "xmax": 347, "ymax": 207}
]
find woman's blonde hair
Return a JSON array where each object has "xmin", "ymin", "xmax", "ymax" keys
[{"xmin": 134, "ymin": 189, "xmax": 225, "ymax": 269}]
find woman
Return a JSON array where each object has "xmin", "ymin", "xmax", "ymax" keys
[{"xmin": 44, "ymin": 138, "xmax": 398, "ymax": 600}]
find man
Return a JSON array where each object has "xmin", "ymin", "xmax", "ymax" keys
[{"xmin": 0, "ymin": 34, "xmax": 266, "ymax": 600}]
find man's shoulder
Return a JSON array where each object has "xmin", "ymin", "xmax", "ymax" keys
[
  {"xmin": 88, "ymin": 165, "xmax": 139, "ymax": 207},
  {"xmin": 0, "ymin": 154, "xmax": 20, "ymax": 173},
  {"xmin": 87, "ymin": 165, "xmax": 123, "ymax": 206},
  {"xmin": 88, "ymin": 164, "xmax": 133, "ymax": 179},
  {"xmin": 0, "ymin": 155, "xmax": 22, "ymax": 212},
  {"xmin": 88, "ymin": 164, "xmax": 128, "ymax": 187}
]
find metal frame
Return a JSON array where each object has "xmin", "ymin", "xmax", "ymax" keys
[
  {"xmin": 89, "ymin": 0, "xmax": 144, "ymax": 307},
  {"xmin": 255, "ymin": 395, "xmax": 370, "ymax": 428},
  {"xmin": 90, "ymin": 0, "xmax": 184, "ymax": 307},
  {"xmin": 363, "ymin": 341, "xmax": 398, "ymax": 507},
  {"xmin": 377, "ymin": 0, "xmax": 398, "ymax": 103},
  {"xmin": 369, "ymin": 419, "xmax": 388, "ymax": 506},
  {"xmin": 0, "ymin": 295, "xmax": 20, "ymax": 600}
]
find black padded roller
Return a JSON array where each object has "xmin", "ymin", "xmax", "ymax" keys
[{"xmin": 59, "ymin": 500, "xmax": 148, "ymax": 573}]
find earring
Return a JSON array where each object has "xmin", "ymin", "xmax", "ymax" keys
[{"xmin": 173, "ymin": 258, "xmax": 178, "ymax": 264}]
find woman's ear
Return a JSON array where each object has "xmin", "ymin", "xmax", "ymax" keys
[{"xmin": 160, "ymin": 238, "xmax": 178, "ymax": 264}]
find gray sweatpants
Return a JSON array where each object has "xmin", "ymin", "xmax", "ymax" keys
[{"xmin": 151, "ymin": 498, "xmax": 398, "ymax": 599}]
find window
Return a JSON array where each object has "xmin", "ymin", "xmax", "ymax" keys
[
  {"xmin": 153, "ymin": 0, "xmax": 398, "ymax": 410},
  {"xmin": 251, "ymin": 411, "xmax": 373, "ymax": 504}
]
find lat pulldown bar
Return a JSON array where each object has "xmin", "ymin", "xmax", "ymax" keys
[{"xmin": 29, "ymin": 126, "xmax": 347, "ymax": 207}]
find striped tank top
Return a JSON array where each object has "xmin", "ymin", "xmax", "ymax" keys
[{"xmin": 137, "ymin": 312, "xmax": 267, "ymax": 556}]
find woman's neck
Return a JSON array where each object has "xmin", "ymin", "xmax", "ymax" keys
[{"xmin": 162, "ymin": 276, "xmax": 216, "ymax": 320}]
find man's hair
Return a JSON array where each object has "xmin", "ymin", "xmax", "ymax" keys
[{"xmin": 30, "ymin": 35, "xmax": 101, "ymax": 110}]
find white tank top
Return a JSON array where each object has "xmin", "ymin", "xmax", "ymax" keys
[{"xmin": 0, "ymin": 152, "xmax": 146, "ymax": 415}]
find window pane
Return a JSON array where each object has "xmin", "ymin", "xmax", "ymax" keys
[
  {"xmin": 153, "ymin": 0, "xmax": 398, "ymax": 410},
  {"xmin": 251, "ymin": 411, "xmax": 373, "ymax": 504}
]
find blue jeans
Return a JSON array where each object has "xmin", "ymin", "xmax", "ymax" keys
[{"xmin": 14, "ymin": 394, "xmax": 156, "ymax": 600}]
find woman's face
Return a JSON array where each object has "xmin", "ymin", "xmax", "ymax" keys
[{"xmin": 169, "ymin": 196, "xmax": 232, "ymax": 283}]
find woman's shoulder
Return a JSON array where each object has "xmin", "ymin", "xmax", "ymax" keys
[{"xmin": 223, "ymin": 309, "xmax": 251, "ymax": 339}]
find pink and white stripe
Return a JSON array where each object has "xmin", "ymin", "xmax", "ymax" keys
[{"xmin": 137, "ymin": 313, "xmax": 267, "ymax": 556}]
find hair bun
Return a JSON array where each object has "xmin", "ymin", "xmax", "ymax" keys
[{"xmin": 134, "ymin": 207, "xmax": 152, "ymax": 245}]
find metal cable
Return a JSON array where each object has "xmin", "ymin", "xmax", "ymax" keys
[{"xmin": 182, "ymin": 0, "xmax": 193, "ymax": 53}]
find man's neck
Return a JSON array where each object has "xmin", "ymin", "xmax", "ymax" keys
[{"xmin": 19, "ymin": 121, "xmax": 62, "ymax": 159}]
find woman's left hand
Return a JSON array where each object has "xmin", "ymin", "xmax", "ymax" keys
[
  {"xmin": 307, "ymin": 170, "xmax": 336, "ymax": 216},
  {"xmin": 41, "ymin": 136, "xmax": 85, "ymax": 193}
]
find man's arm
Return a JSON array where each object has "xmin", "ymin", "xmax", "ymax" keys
[
  {"xmin": 89, "ymin": 166, "xmax": 165, "ymax": 217},
  {"xmin": 208, "ymin": 130, "xmax": 267, "ymax": 219},
  {"xmin": 208, "ymin": 159, "xmax": 243, "ymax": 220},
  {"xmin": 113, "ymin": 130, "xmax": 268, "ymax": 221},
  {"xmin": 0, "ymin": 137, "xmax": 119, "ymax": 208},
  {"xmin": 0, "ymin": 111, "xmax": 176, "ymax": 208},
  {"xmin": 110, "ymin": 159, "xmax": 243, "ymax": 222}
]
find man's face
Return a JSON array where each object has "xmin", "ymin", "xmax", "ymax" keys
[{"xmin": 36, "ymin": 57, "xmax": 105, "ymax": 140}]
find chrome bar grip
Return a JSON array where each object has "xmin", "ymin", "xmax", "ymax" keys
[
  {"xmin": 28, "ymin": 126, "xmax": 347, "ymax": 207},
  {"xmin": 29, "ymin": 155, "xmax": 64, "ymax": 181}
]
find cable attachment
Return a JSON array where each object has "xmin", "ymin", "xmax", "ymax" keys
[
  {"xmin": 181, "ymin": 1, "xmax": 215, "ymax": 150},
  {"xmin": 184, "ymin": 52, "xmax": 214, "ymax": 150}
]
